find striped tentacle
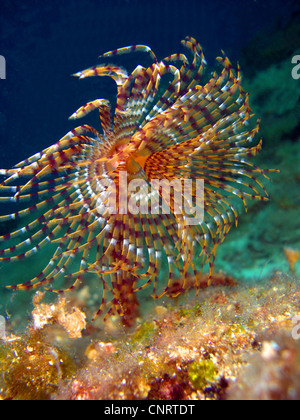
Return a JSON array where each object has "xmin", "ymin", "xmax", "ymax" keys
[
  {"xmin": 179, "ymin": 36, "xmax": 207, "ymax": 93},
  {"xmin": 73, "ymin": 64, "xmax": 128, "ymax": 87},
  {"xmin": 99, "ymin": 44, "xmax": 157, "ymax": 63},
  {"xmin": 0, "ymin": 37, "xmax": 276, "ymax": 324},
  {"xmin": 142, "ymin": 62, "xmax": 181, "ymax": 124}
]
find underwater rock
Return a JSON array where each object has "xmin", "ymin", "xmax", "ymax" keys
[
  {"xmin": 52, "ymin": 272, "xmax": 300, "ymax": 400},
  {"xmin": 227, "ymin": 333, "xmax": 300, "ymax": 400},
  {"xmin": 32, "ymin": 293, "xmax": 87, "ymax": 339},
  {"xmin": 243, "ymin": 55, "xmax": 300, "ymax": 144},
  {"xmin": 0, "ymin": 331, "xmax": 75, "ymax": 400},
  {"xmin": 0, "ymin": 271, "xmax": 299, "ymax": 400}
]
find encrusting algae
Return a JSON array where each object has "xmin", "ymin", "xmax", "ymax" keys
[
  {"xmin": 0, "ymin": 271, "xmax": 299, "ymax": 400},
  {"xmin": 0, "ymin": 37, "xmax": 277, "ymax": 327},
  {"xmin": 0, "ymin": 331, "xmax": 75, "ymax": 400}
]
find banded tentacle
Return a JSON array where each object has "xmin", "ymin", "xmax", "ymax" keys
[{"xmin": 0, "ymin": 37, "xmax": 277, "ymax": 324}]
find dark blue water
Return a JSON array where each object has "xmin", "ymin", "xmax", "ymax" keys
[{"xmin": 0, "ymin": 0, "xmax": 298, "ymax": 168}]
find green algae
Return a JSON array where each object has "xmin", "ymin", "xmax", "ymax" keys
[
  {"xmin": 130, "ymin": 321, "xmax": 158, "ymax": 345},
  {"xmin": 0, "ymin": 332, "xmax": 75, "ymax": 400},
  {"xmin": 188, "ymin": 359, "xmax": 217, "ymax": 390}
]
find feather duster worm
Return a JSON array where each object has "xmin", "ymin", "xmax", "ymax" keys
[{"xmin": 0, "ymin": 37, "xmax": 273, "ymax": 325}]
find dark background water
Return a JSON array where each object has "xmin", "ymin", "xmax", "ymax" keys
[
  {"xmin": 0, "ymin": 0, "xmax": 299, "ymax": 167},
  {"xmin": 0, "ymin": 0, "xmax": 299, "ymax": 332}
]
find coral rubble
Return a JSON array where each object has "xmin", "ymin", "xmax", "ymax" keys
[{"xmin": 1, "ymin": 271, "xmax": 300, "ymax": 400}]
